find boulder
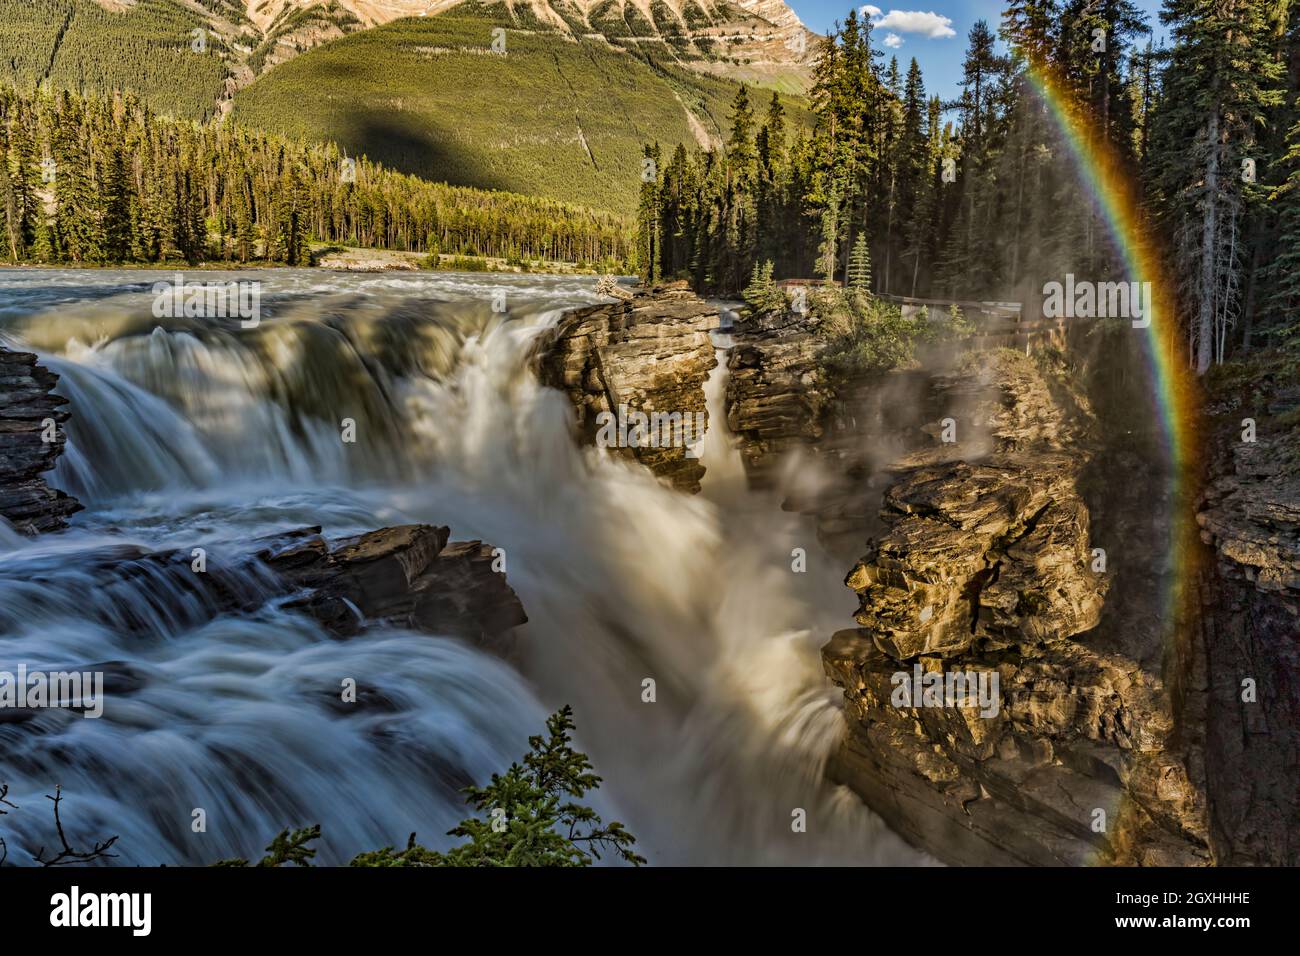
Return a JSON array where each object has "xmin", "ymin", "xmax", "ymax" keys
[
  {"xmin": 262, "ymin": 524, "xmax": 528, "ymax": 647},
  {"xmin": 0, "ymin": 347, "xmax": 82, "ymax": 533}
]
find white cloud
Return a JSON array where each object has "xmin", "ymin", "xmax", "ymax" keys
[
  {"xmin": 858, "ymin": 8, "xmax": 957, "ymax": 40},
  {"xmin": 883, "ymin": 32, "xmax": 904, "ymax": 48}
]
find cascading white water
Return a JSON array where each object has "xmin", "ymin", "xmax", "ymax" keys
[{"xmin": 0, "ymin": 269, "xmax": 923, "ymax": 866}]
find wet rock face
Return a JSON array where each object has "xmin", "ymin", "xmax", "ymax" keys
[
  {"xmin": 0, "ymin": 348, "xmax": 82, "ymax": 533},
  {"xmin": 724, "ymin": 309, "xmax": 833, "ymax": 487},
  {"xmin": 853, "ymin": 457, "xmax": 1105, "ymax": 659},
  {"xmin": 259, "ymin": 524, "xmax": 528, "ymax": 649},
  {"xmin": 823, "ymin": 349, "xmax": 1211, "ymax": 866},
  {"xmin": 1197, "ymin": 425, "xmax": 1300, "ymax": 865},
  {"xmin": 843, "ymin": 351, "xmax": 1108, "ymax": 662},
  {"xmin": 537, "ymin": 284, "xmax": 718, "ymax": 493},
  {"xmin": 1198, "ymin": 436, "xmax": 1300, "ymax": 595}
]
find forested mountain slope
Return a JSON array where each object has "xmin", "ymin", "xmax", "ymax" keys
[
  {"xmin": 0, "ymin": 0, "xmax": 814, "ymax": 213},
  {"xmin": 230, "ymin": 7, "xmax": 784, "ymax": 213}
]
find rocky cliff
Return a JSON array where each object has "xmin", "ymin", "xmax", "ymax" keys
[
  {"xmin": 724, "ymin": 308, "xmax": 833, "ymax": 486},
  {"xmin": 240, "ymin": 0, "xmax": 819, "ymax": 85},
  {"xmin": 723, "ymin": 306, "xmax": 939, "ymax": 555},
  {"xmin": 1196, "ymin": 382, "xmax": 1300, "ymax": 865},
  {"xmin": 536, "ymin": 284, "xmax": 719, "ymax": 493},
  {"xmin": 0, "ymin": 347, "xmax": 82, "ymax": 534},
  {"xmin": 821, "ymin": 349, "xmax": 1211, "ymax": 866}
]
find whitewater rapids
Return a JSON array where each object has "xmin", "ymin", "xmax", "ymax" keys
[{"xmin": 0, "ymin": 269, "xmax": 922, "ymax": 865}]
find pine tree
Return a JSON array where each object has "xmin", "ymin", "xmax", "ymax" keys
[
  {"xmin": 50, "ymin": 94, "xmax": 104, "ymax": 263},
  {"xmin": 234, "ymin": 189, "xmax": 256, "ymax": 263},
  {"xmin": 635, "ymin": 142, "xmax": 662, "ymax": 284},
  {"xmin": 819, "ymin": 184, "xmax": 842, "ymax": 284},
  {"xmin": 352, "ymin": 706, "xmax": 646, "ymax": 867},
  {"xmin": 846, "ymin": 233, "xmax": 872, "ymax": 291},
  {"xmin": 101, "ymin": 142, "xmax": 134, "ymax": 262},
  {"xmin": 727, "ymin": 84, "xmax": 757, "ymax": 179},
  {"xmin": 938, "ymin": 20, "xmax": 1006, "ymax": 295},
  {"xmin": 742, "ymin": 259, "xmax": 786, "ymax": 313},
  {"xmin": 756, "ymin": 90, "xmax": 786, "ymax": 175},
  {"xmin": 0, "ymin": 151, "xmax": 18, "ymax": 262},
  {"xmin": 276, "ymin": 163, "xmax": 309, "ymax": 266},
  {"xmin": 1149, "ymin": 0, "xmax": 1284, "ymax": 370},
  {"xmin": 6, "ymin": 116, "xmax": 39, "ymax": 257},
  {"xmin": 888, "ymin": 58, "xmax": 928, "ymax": 296},
  {"xmin": 1002, "ymin": 0, "xmax": 1059, "ymax": 65},
  {"xmin": 755, "ymin": 92, "xmax": 788, "ymax": 267},
  {"xmin": 658, "ymin": 143, "xmax": 698, "ymax": 279}
]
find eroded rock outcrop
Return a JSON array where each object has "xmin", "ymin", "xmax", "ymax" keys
[
  {"xmin": 823, "ymin": 349, "xmax": 1211, "ymax": 866},
  {"xmin": 259, "ymin": 524, "xmax": 528, "ymax": 649},
  {"xmin": 537, "ymin": 284, "xmax": 718, "ymax": 493},
  {"xmin": 723, "ymin": 306, "xmax": 956, "ymax": 555},
  {"xmin": 1196, "ymin": 409, "xmax": 1300, "ymax": 865},
  {"xmin": 724, "ymin": 309, "xmax": 834, "ymax": 487},
  {"xmin": 0, "ymin": 523, "xmax": 528, "ymax": 657},
  {"xmin": 0, "ymin": 347, "xmax": 82, "ymax": 533}
]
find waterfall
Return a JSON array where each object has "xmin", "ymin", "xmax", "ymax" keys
[{"xmin": 0, "ymin": 269, "xmax": 922, "ymax": 866}]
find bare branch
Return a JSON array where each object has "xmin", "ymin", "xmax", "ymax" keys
[{"xmin": 32, "ymin": 785, "xmax": 119, "ymax": 867}]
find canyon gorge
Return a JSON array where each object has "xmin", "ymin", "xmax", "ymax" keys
[{"xmin": 1, "ymin": 272, "xmax": 1295, "ymax": 866}]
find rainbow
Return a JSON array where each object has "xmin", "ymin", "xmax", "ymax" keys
[
  {"xmin": 1023, "ymin": 63, "xmax": 1199, "ymax": 473},
  {"xmin": 1023, "ymin": 60, "xmax": 1203, "ymax": 861}
]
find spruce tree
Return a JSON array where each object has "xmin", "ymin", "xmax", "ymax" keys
[
  {"xmin": 847, "ymin": 233, "xmax": 872, "ymax": 291},
  {"xmin": 1149, "ymin": 0, "xmax": 1284, "ymax": 370},
  {"xmin": 101, "ymin": 142, "xmax": 134, "ymax": 262},
  {"xmin": 51, "ymin": 94, "xmax": 104, "ymax": 263},
  {"xmin": 742, "ymin": 259, "xmax": 785, "ymax": 313},
  {"xmin": 6, "ymin": 117, "xmax": 38, "ymax": 256},
  {"xmin": 635, "ymin": 142, "xmax": 662, "ymax": 285}
]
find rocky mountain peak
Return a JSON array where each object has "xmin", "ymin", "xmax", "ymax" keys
[{"xmin": 240, "ymin": 0, "xmax": 818, "ymax": 85}]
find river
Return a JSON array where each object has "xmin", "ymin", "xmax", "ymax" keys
[{"xmin": 0, "ymin": 268, "xmax": 922, "ymax": 866}]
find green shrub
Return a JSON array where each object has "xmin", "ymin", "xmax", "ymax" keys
[
  {"xmin": 816, "ymin": 288, "xmax": 920, "ymax": 373},
  {"xmin": 216, "ymin": 707, "xmax": 645, "ymax": 868}
]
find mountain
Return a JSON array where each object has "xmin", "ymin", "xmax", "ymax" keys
[
  {"xmin": 239, "ymin": 0, "xmax": 818, "ymax": 91},
  {"xmin": 0, "ymin": 0, "xmax": 239, "ymax": 120},
  {"xmin": 0, "ymin": 0, "xmax": 817, "ymax": 213},
  {"xmin": 230, "ymin": 6, "xmax": 801, "ymax": 213}
]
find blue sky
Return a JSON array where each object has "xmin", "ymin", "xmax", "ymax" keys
[{"xmin": 787, "ymin": 1, "xmax": 1167, "ymax": 104}]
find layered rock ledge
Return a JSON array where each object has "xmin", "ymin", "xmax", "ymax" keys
[
  {"xmin": 822, "ymin": 349, "xmax": 1210, "ymax": 865},
  {"xmin": 536, "ymin": 284, "xmax": 718, "ymax": 493},
  {"xmin": 0, "ymin": 523, "xmax": 528, "ymax": 656},
  {"xmin": 261, "ymin": 524, "xmax": 527, "ymax": 649},
  {"xmin": 724, "ymin": 309, "xmax": 833, "ymax": 488},
  {"xmin": 0, "ymin": 347, "xmax": 82, "ymax": 533}
]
